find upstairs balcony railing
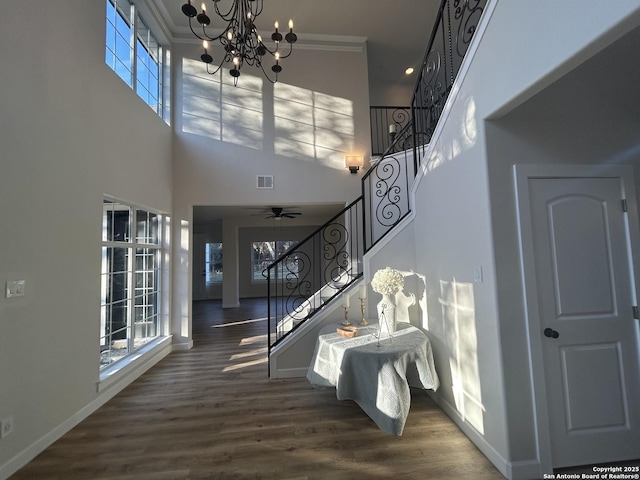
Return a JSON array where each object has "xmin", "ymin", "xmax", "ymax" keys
[
  {"xmin": 267, "ymin": 0, "xmax": 487, "ymax": 359},
  {"xmin": 412, "ymin": 0, "xmax": 486, "ymax": 165},
  {"xmin": 370, "ymin": 106, "xmax": 411, "ymax": 156}
]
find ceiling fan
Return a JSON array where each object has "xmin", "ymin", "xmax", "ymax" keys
[{"xmin": 262, "ymin": 207, "xmax": 302, "ymax": 220}]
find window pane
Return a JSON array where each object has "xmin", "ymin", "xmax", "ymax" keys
[
  {"xmin": 100, "ymin": 197, "xmax": 164, "ymax": 370},
  {"xmin": 137, "ymin": 83, "xmax": 148, "ymax": 105},
  {"xmin": 109, "ymin": 0, "xmax": 133, "ymax": 87},
  {"xmin": 134, "ymin": 210, "xmax": 145, "ymax": 243},
  {"xmin": 135, "ymin": 247, "xmax": 158, "ymax": 270},
  {"xmin": 205, "ymin": 242, "xmax": 223, "ymax": 283},
  {"xmin": 110, "ymin": 246, "xmax": 129, "ymax": 272},
  {"xmin": 105, "ymin": 0, "xmax": 162, "ymax": 116},
  {"xmin": 102, "ymin": 199, "xmax": 114, "ymax": 241},
  {"xmin": 106, "ymin": 0, "xmax": 116, "ymax": 24},
  {"xmin": 251, "ymin": 241, "xmax": 298, "ymax": 280},
  {"xmin": 137, "ymin": 44, "xmax": 148, "ymax": 69},
  {"xmin": 103, "ymin": 202, "xmax": 131, "ymax": 242},
  {"xmin": 105, "ymin": 49, "xmax": 115, "ymax": 70},
  {"xmin": 135, "ymin": 16, "xmax": 161, "ymax": 112},
  {"xmin": 105, "ymin": 9, "xmax": 117, "ymax": 69},
  {"xmin": 276, "ymin": 240, "xmax": 297, "ymax": 256},
  {"xmin": 111, "ymin": 301, "xmax": 129, "ymax": 336},
  {"xmin": 148, "ymin": 213, "xmax": 158, "ymax": 243},
  {"xmin": 114, "ymin": 59, "xmax": 132, "ymax": 86},
  {"xmin": 114, "ymin": 8, "xmax": 130, "ymax": 32},
  {"xmin": 135, "ymin": 210, "xmax": 159, "ymax": 244},
  {"xmin": 114, "ymin": 205, "xmax": 131, "ymax": 242},
  {"xmin": 252, "ymin": 241, "xmax": 274, "ymax": 280}
]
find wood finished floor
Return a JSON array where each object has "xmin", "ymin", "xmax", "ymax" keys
[{"xmin": 10, "ymin": 298, "xmax": 507, "ymax": 480}]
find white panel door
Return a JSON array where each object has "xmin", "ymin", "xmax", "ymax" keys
[{"xmin": 528, "ymin": 176, "xmax": 640, "ymax": 468}]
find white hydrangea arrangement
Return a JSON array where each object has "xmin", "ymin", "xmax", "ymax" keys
[{"xmin": 371, "ymin": 267, "xmax": 404, "ymax": 295}]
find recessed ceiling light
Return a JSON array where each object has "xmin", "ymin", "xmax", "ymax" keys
[{"xmin": 405, "ymin": 67, "xmax": 415, "ymax": 75}]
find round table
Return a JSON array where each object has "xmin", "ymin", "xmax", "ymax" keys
[{"xmin": 306, "ymin": 322, "xmax": 439, "ymax": 435}]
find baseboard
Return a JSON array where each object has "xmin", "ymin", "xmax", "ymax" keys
[
  {"xmin": 507, "ymin": 459, "xmax": 543, "ymax": 480},
  {"xmin": 431, "ymin": 392, "xmax": 543, "ymax": 479},
  {"xmin": 172, "ymin": 339, "xmax": 194, "ymax": 351},
  {"xmin": 0, "ymin": 339, "xmax": 174, "ymax": 480},
  {"xmin": 430, "ymin": 393, "xmax": 512, "ymax": 479},
  {"xmin": 271, "ymin": 366, "xmax": 308, "ymax": 379}
]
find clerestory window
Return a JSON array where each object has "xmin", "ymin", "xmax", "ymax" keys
[{"xmin": 105, "ymin": 0, "xmax": 163, "ymax": 115}]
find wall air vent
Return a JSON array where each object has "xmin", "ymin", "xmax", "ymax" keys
[{"xmin": 256, "ymin": 175, "xmax": 274, "ymax": 189}]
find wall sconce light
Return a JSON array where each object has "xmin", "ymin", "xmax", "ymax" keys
[
  {"xmin": 345, "ymin": 155, "xmax": 364, "ymax": 174},
  {"xmin": 389, "ymin": 123, "xmax": 397, "ymax": 141}
]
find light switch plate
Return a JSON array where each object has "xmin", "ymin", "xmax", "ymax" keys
[{"xmin": 6, "ymin": 280, "xmax": 25, "ymax": 298}]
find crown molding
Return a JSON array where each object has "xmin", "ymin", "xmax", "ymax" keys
[{"xmin": 147, "ymin": 0, "xmax": 366, "ymax": 53}]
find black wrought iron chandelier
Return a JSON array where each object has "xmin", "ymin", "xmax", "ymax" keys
[{"xmin": 181, "ymin": 0, "xmax": 297, "ymax": 85}]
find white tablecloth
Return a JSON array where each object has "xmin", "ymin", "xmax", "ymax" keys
[{"xmin": 306, "ymin": 322, "xmax": 439, "ymax": 435}]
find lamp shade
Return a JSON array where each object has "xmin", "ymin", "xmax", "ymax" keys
[{"xmin": 345, "ymin": 155, "xmax": 364, "ymax": 173}]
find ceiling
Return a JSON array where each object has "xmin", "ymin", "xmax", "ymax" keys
[
  {"xmin": 192, "ymin": 203, "xmax": 346, "ymax": 224},
  {"xmin": 153, "ymin": 0, "xmax": 438, "ymax": 100}
]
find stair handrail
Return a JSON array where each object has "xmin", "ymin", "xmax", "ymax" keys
[
  {"xmin": 411, "ymin": 0, "xmax": 487, "ymax": 168},
  {"xmin": 267, "ymin": 0, "xmax": 488, "ymax": 362},
  {"xmin": 361, "ymin": 121, "xmax": 415, "ymax": 252},
  {"xmin": 267, "ymin": 196, "xmax": 364, "ymax": 347}
]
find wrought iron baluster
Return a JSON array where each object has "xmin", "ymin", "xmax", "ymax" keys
[{"xmin": 268, "ymin": 0, "xmax": 487, "ymax": 370}]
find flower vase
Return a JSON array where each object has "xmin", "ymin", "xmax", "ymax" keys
[{"xmin": 377, "ymin": 293, "xmax": 397, "ymax": 333}]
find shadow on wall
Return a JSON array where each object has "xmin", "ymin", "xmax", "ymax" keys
[
  {"xmin": 439, "ymin": 278, "xmax": 484, "ymax": 435},
  {"xmin": 180, "ymin": 58, "xmax": 355, "ymax": 170},
  {"xmin": 386, "ymin": 269, "xmax": 426, "ymax": 328},
  {"xmin": 422, "ymin": 95, "xmax": 478, "ymax": 175},
  {"xmin": 375, "ymin": 269, "xmax": 485, "ymax": 435}
]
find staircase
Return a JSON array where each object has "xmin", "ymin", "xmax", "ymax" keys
[{"xmin": 267, "ymin": 0, "xmax": 488, "ymax": 365}]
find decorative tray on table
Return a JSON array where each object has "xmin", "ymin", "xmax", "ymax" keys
[{"xmin": 336, "ymin": 325, "xmax": 358, "ymax": 338}]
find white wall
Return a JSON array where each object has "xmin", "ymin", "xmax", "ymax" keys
[
  {"xmin": 171, "ymin": 40, "xmax": 372, "ymax": 341},
  {"xmin": 0, "ymin": 1, "xmax": 173, "ymax": 476},
  {"xmin": 388, "ymin": 1, "xmax": 640, "ymax": 478},
  {"xmin": 485, "ymin": 21, "xmax": 640, "ymax": 472},
  {"xmin": 369, "ymin": 81, "xmax": 414, "ymax": 107}
]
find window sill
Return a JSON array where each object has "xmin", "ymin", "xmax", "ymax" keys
[{"xmin": 97, "ymin": 336, "xmax": 172, "ymax": 392}]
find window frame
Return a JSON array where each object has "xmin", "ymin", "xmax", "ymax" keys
[
  {"xmin": 105, "ymin": 0, "xmax": 165, "ymax": 116},
  {"xmin": 100, "ymin": 198, "xmax": 167, "ymax": 371}
]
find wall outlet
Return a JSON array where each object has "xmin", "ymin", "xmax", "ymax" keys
[{"xmin": 1, "ymin": 416, "xmax": 14, "ymax": 438}]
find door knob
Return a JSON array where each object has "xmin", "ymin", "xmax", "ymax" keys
[{"xmin": 544, "ymin": 327, "xmax": 559, "ymax": 339}]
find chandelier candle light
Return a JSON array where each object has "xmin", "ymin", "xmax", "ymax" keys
[{"xmin": 181, "ymin": 0, "xmax": 297, "ymax": 85}]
